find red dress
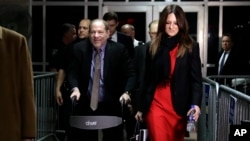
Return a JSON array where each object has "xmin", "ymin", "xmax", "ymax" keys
[{"xmin": 145, "ymin": 46, "xmax": 187, "ymax": 141}]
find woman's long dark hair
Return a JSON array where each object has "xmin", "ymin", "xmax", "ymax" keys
[
  {"xmin": 150, "ymin": 4, "xmax": 194, "ymax": 58},
  {"xmin": 146, "ymin": 4, "xmax": 195, "ymax": 84}
]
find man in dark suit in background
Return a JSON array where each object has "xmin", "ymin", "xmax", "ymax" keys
[
  {"xmin": 67, "ymin": 19, "xmax": 136, "ymax": 141},
  {"xmin": 54, "ymin": 23, "xmax": 77, "ymax": 141},
  {"xmin": 121, "ymin": 23, "xmax": 144, "ymax": 47},
  {"xmin": 130, "ymin": 20, "xmax": 159, "ymax": 138},
  {"xmin": 103, "ymin": 11, "xmax": 134, "ymax": 58},
  {"xmin": 103, "ymin": 11, "xmax": 135, "ymax": 141},
  {"xmin": 133, "ymin": 19, "xmax": 159, "ymax": 113},
  {"xmin": 216, "ymin": 33, "xmax": 245, "ymax": 86}
]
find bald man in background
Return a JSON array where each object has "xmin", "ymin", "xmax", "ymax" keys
[
  {"xmin": 121, "ymin": 24, "xmax": 144, "ymax": 47},
  {"xmin": 148, "ymin": 19, "xmax": 159, "ymax": 41}
]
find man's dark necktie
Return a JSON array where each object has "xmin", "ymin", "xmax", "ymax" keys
[
  {"xmin": 90, "ymin": 50, "xmax": 101, "ymax": 111},
  {"xmin": 219, "ymin": 51, "xmax": 227, "ymax": 74}
]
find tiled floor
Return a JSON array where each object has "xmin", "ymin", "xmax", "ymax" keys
[
  {"xmin": 59, "ymin": 128, "xmax": 197, "ymax": 141},
  {"xmin": 100, "ymin": 128, "xmax": 197, "ymax": 141},
  {"xmin": 124, "ymin": 129, "xmax": 197, "ymax": 141},
  {"xmin": 185, "ymin": 132, "xmax": 197, "ymax": 141}
]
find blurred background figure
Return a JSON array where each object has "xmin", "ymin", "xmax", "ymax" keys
[
  {"xmin": 103, "ymin": 11, "xmax": 135, "ymax": 141},
  {"xmin": 0, "ymin": 3, "xmax": 36, "ymax": 141},
  {"xmin": 121, "ymin": 23, "xmax": 144, "ymax": 47},
  {"xmin": 77, "ymin": 18, "xmax": 91, "ymax": 40},
  {"xmin": 148, "ymin": 19, "xmax": 159, "ymax": 41},
  {"xmin": 216, "ymin": 33, "xmax": 248, "ymax": 87},
  {"xmin": 49, "ymin": 23, "xmax": 77, "ymax": 72},
  {"xmin": 132, "ymin": 19, "xmax": 159, "ymax": 122},
  {"xmin": 51, "ymin": 23, "xmax": 77, "ymax": 141},
  {"xmin": 217, "ymin": 33, "xmax": 237, "ymax": 76},
  {"xmin": 103, "ymin": 11, "xmax": 135, "ymax": 58},
  {"xmin": 0, "ymin": 26, "xmax": 36, "ymax": 141},
  {"xmin": 0, "ymin": 4, "xmax": 32, "ymax": 40}
]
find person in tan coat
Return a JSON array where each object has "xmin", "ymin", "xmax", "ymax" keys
[{"xmin": 0, "ymin": 26, "xmax": 36, "ymax": 141}]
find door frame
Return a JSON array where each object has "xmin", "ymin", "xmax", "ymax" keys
[
  {"xmin": 102, "ymin": 5, "xmax": 207, "ymax": 76},
  {"xmin": 102, "ymin": 6, "xmax": 152, "ymax": 42}
]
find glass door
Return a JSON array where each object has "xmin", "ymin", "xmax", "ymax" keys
[
  {"xmin": 102, "ymin": 6, "xmax": 152, "ymax": 43},
  {"xmin": 103, "ymin": 5, "xmax": 206, "ymax": 76}
]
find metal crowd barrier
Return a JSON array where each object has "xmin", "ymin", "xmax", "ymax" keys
[
  {"xmin": 197, "ymin": 76, "xmax": 250, "ymax": 141},
  {"xmin": 32, "ymin": 72, "xmax": 250, "ymax": 141},
  {"xmin": 208, "ymin": 75, "xmax": 250, "ymax": 95},
  {"xmin": 33, "ymin": 72, "xmax": 59, "ymax": 141},
  {"xmin": 217, "ymin": 85, "xmax": 250, "ymax": 141},
  {"xmin": 197, "ymin": 77, "xmax": 219, "ymax": 141}
]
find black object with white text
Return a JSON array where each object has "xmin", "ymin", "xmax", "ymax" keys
[
  {"xmin": 229, "ymin": 125, "xmax": 250, "ymax": 141},
  {"xmin": 70, "ymin": 96, "xmax": 123, "ymax": 129}
]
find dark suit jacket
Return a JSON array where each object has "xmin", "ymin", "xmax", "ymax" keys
[
  {"xmin": 217, "ymin": 49, "xmax": 240, "ymax": 75},
  {"xmin": 133, "ymin": 42, "xmax": 150, "ymax": 111},
  {"xmin": 67, "ymin": 39, "xmax": 136, "ymax": 115},
  {"xmin": 138, "ymin": 42, "xmax": 203, "ymax": 117},
  {"xmin": 216, "ymin": 48, "xmax": 245, "ymax": 85},
  {"xmin": 117, "ymin": 32, "xmax": 134, "ymax": 58}
]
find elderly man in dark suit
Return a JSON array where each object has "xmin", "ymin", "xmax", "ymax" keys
[{"xmin": 67, "ymin": 19, "xmax": 136, "ymax": 141}]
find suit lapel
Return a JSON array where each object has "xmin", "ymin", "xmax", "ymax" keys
[
  {"xmin": 83, "ymin": 41, "xmax": 93, "ymax": 76},
  {"xmin": 117, "ymin": 32, "xmax": 121, "ymax": 43},
  {"xmin": 103, "ymin": 41, "xmax": 112, "ymax": 81},
  {"xmin": 224, "ymin": 51, "xmax": 232, "ymax": 66}
]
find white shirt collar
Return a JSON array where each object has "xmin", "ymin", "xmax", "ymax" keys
[{"xmin": 110, "ymin": 31, "xmax": 118, "ymax": 42}]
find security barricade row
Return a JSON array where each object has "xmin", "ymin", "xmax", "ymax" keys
[
  {"xmin": 33, "ymin": 72, "xmax": 250, "ymax": 141},
  {"xmin": 33, "ymin": 72, "xmax": 58, "ymax": 141},
  {"xmin": 198, "ymin": 76, "xmax": 250, "ymax": 141},
  {"xmin": 208, "ymin": 75, "xmax": 250, "ymax": 95}
]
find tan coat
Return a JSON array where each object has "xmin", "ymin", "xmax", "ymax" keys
[{"xmin": 0, "ymin": 26, "xmax": 36, "ymax": 140}]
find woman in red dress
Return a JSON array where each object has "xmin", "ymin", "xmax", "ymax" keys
[{"xmin": 135, "ymin": 4, "xmax": 202, "ymax": 141}]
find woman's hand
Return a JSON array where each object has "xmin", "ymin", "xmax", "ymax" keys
[{"xmin": 187, "ymin": 105, "xmax": 201, "ymax": 122}]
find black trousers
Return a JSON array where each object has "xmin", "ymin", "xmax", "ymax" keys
[
  {"xmin": 57, "ymin": 86, "xmax": 72, "ymax": 141},
  {"xmin": 123, "ymin": 106, "xmax": 136, "ymax": 141}
]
